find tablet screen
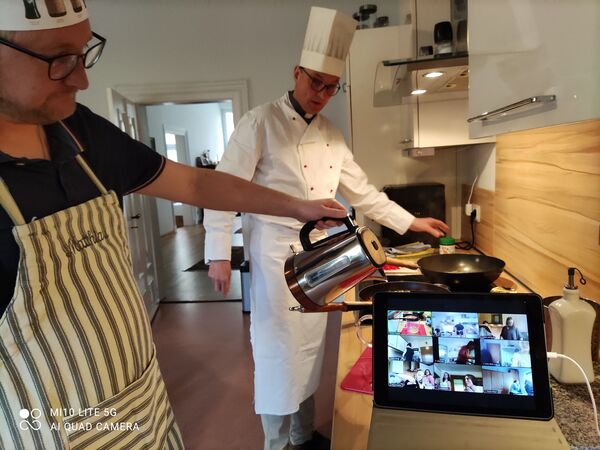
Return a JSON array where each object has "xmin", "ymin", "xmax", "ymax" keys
[{"xmin": 372, "ymin": 293, "xmax": 553, "ymax": 420}]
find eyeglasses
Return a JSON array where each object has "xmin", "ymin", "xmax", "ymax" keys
[
  {"xmin": 0, "ymin": 32, "xmax": 106, "ymax": 81},
  {"xmin": 300, "ymin": 67, "xmax": 341, "ymax": 96}
]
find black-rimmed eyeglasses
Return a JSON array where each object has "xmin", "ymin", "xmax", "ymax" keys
[
  {"xmin": 300, "ymin": 67, "xmax": 341, "ymax": 96},
  {"xmin": 0, "ymin": 32, "xmax": 106, "ymax": 81}
]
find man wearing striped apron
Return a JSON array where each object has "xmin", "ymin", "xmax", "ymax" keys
[{"xmin": 0, "ymin": 3, "xmax": 346, "ymax": 449}]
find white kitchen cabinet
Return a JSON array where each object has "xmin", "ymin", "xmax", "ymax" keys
[
  {"xmin": 355, "ymin": 28, "xmax": 493, "ymax": 151},
  {"xmin": 346, "ymin": 26, "xmax": 479, "ymax": 238},
  {"xmin": 468, "ymin": 0, "xmax": 600, "ymax": 138},
  {"xmin": 417, "ymin": 94, "xmax": 494, "ymax": 148},
  {"xmin": 347, "ymin": 26, "xmax": 415, "ymax": 158}
]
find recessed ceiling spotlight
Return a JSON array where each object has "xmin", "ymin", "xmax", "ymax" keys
[
  {"xmin": 411, "ymin": 89, "xmax": 427, "ymax": 95},
  {"xmin": 424, "ymin": 71, "xmax": 444, "ymax": 78}
]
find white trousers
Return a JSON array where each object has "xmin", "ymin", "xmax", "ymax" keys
[{"xmin": 260, "ymin": 395, "xmax": 315, "ymax": 450}]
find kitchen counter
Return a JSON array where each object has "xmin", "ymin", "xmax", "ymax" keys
[
  {"xmin": 551, "ymin": 363, "xmax": 600, "ymax": 449},
  {"xmin": 330, "ymin": 287, "xmax": 600, "ymax": 450}
]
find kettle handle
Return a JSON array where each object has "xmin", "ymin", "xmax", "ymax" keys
[{"xmin": 299, "ymin": 215, "xmax": 356, "ymax": 251}]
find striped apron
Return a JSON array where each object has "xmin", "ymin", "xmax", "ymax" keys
[{"xmin": 0, "ymin": 123, "xmax": 184, "ymax": 450}]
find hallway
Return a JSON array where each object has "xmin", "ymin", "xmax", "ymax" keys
[{"xmin": 151, "ymin": 225, "xmax": 341, "ymax": 449}]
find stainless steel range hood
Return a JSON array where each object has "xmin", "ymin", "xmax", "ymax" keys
[{"xmin": 374, "ymin": 52, "xmax": 469, "ymax": 107}]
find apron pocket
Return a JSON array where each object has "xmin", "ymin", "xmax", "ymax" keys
[{"xmin": 63, "ymin": 348, "xmax": 174, "ymax": 450}]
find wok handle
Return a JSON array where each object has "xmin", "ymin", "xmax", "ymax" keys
[
  {"xmin": 343, "ymin": 300, "xmax": 372, "ymax": 311},
  {"xmin": 306, "ymin": 301, "xmax": 371, "ymax": 312},
  {"xmin": 384, "ymin": 256, "xmax": 419, "ymax": 270}
]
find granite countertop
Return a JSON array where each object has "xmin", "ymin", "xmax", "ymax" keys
[{"xmin": 552, "ymin": 361, "xmax": 600, "ymax": 449}]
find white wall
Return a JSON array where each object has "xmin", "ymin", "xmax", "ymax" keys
[
  {"xmin": 457, "ymin": 143, "xmax": 496, "ymax": 192},
  {"xmin": 146, "ymin": 102, "xmax": 226, "ymax": 165},
  {"xmin": 79, "ymin": 0, "xmax": 401, "ymax": 143},
  {"xmin": 146, "ymin": 102, "xmax": 228, "ymax": 235}
]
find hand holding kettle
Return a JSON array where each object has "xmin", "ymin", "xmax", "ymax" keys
[{"xmin": 292, "ymin": 197, "xmax": 347, "ymax": 224}]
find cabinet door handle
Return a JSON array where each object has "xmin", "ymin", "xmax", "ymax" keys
[
  {"xmin": 467, "ymin": 95, "xmax": 556, "ymax": 123},
  {"xmin": 400, "ymin": 138, "xmax": 413, "ymax": 144}
]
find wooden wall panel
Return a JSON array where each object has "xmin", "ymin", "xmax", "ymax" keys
[
  {"xmin": 461, "ymin": 185, "xmax": 494, "ymax": 256},
  {"xmin": 495, "ymin": 119, "xmax": 600, "ymax": 300}
]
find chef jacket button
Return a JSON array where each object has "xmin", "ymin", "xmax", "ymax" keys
[
  {"xmin": 304, "ymin": 164, "xmax": 307, "ymax": 168},
  {"xmin": 329, "ymin": 165, "xmax": 333, "ymax": 169},
  {"xmin": 326, "ymin": 144, "xmax": 330, "ymax": 147},
  {"xmin": 310, "ymin": 187, "xmax": 314, "ymax": 191},
  {"xmin": 330, "ymin": 189, "xmax": 333, "ymax": 193},
  {"xmin": 292, "ymin": 117, "xmax": 296, "ymax": 120}
]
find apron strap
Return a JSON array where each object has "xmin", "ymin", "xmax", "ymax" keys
[
  {"xmin": 59, "ymin": 121, "xmax": 109, "ymax": 195},
  {"xmin": 0, "ymin": 121, "xmax": 109, "ymax": 225},
  {"xmin": 0, "ymin": 177, "xmax": 26, "ymax": 225}
]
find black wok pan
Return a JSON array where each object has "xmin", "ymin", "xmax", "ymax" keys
[{"xmin": 418, "ymin": 254, "xmax": 505, "ymax": 291}]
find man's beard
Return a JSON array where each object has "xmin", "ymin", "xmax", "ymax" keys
[{"xmin": 0, "ymin": 95, "xmax": 75, "ymax": 125}]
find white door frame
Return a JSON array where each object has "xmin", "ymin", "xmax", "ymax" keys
[
  {"xmin": 105, "ymin": 80, "xmax": 249, "ymax": 302},
  {"xmin": 109, "ymin": 79, "xmax": 249, "ymax": 125},
  {"xmin": 164, "ymin": 127, "xmax": 195, "ymax": 226}
]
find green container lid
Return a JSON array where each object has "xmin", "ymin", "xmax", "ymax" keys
[{"xmin": 439, "ymin": 236, "xmax": 455, "ymax": 245}]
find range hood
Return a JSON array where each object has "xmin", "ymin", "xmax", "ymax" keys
[{"xmin": 374, "ymin": 52, "xmax": 469, "ymax": 107}]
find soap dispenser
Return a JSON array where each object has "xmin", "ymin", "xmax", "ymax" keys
[{"xmin": 548, "ymin": 268, "xmax": 595, "ymax": 383}]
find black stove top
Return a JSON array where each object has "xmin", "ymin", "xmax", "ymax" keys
[
  {"xmin": 390, "ymin": 274, "xmax": 496, "ymax": 292},
  {"xmin": 358, "ymin": 274, "xmax": 502, "ymax": 295}
]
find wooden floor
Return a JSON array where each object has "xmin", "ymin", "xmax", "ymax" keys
[
  {"xmin": 152, "ymin": 225, "xmax": 341, "ymax": 449},
  {"xmin": 157, "ymin": 223, "xmax": 243, "ymax": 302}
]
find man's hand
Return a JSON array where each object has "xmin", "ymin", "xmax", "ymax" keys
[
  {"xmin": 294, "ymin": 198, "xmax": 347, "ymax": 223},
  {"xmin": 208, "ymin": 260, "xmax": 232, "ymax": 295},
  {"xmin": 409, "ymin": 217, "xmax": 449, "ymax": 238},
  {"xmin": 314, "ymin": 218, "xmax": 344, "ymax": 230}
]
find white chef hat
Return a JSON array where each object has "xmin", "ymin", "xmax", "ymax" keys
[
  {"xmin": 0, "ymin": 0, "xmax": 88, "ymax": 31},
  {"xmin": 299, "ymin": 6, "xmax": 357, "ymax": 78}
]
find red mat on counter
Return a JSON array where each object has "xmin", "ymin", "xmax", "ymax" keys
[
  {"xmin": 399, "ymin": 323, "xmax": 427, "ymax": 335},
  {"xmin": 340, "ymin": 347, "xmax": 373, "ymax": 395}
]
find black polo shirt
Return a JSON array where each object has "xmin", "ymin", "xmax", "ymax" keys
[{"xmin": 0, "ymin": 103, "xmax": 165, "ymax": 317}]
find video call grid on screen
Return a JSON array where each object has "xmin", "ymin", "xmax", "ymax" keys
[{"xmin": 387, "ymin": 310, "xmax": 534, "ymax": 396}]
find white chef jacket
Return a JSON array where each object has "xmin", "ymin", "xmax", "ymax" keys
[{"xmin": 204, "ymin": 93, "xmax": 414, "ymax": 415}]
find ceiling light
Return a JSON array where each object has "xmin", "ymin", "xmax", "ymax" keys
[
  {"xmin": 424, "ymin": 71, "xmax": 444, "ymax": 78},
  {"xmin": 411, "ymin": 89, "xmax": 427, "ymax": 95}
]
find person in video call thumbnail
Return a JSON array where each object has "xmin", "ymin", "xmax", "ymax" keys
[
  {"xmin": 456, "ymin": 341, "xmax": 476, "ymax": 364},
  {"xmin": 423, "ymin": 369, "xmax": 435, "ymax": 389},
  {"xmin": 453, "ymin": 322, "xmax": 465, "ymax": 336},
  {"xmin": 479, "ymin": 320, "xmax": 494, "ymax": 338},
  {"xmin": 509, "ymin": 379, "xmax": 522, "ymax": 395},
  {"xmin": 500, "ymin": 317, "xmax": 523, "ymax": 340},
  {"xmin": 438, "ymin": 372, "xmax": 451, "ymax": 390},
  {"xmin": 464, "ymin": 375, "xmax": 479, "ymax": 393},
  {"xmin": 403, "ymin": 342, "xmax": 415, "ymax": 371}
]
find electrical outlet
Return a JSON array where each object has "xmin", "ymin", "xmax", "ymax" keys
[{"xmin": 465, "ymin": 203, "xmax": 481, "ymax": 223}]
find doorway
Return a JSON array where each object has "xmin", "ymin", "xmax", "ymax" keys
[
  {"xmin": 145, "ymin": 100, "xmax": 234, "ymax": 235},
  {"xmin": 106, "ymin": 80, "xmax": 248, "ymax": 303}
]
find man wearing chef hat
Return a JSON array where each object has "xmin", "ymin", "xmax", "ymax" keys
[
  {"xmin": 205, "ymin": 6, "xmax": 448, "ymax": 450},
  {"xmin": 0, "ymin": 2, "xmax": 348, "ymax": 449}
]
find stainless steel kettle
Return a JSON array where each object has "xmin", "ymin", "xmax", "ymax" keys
[{"xmin": 284, "ymin": 216, "xmax": 388, "ymax": 312}]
